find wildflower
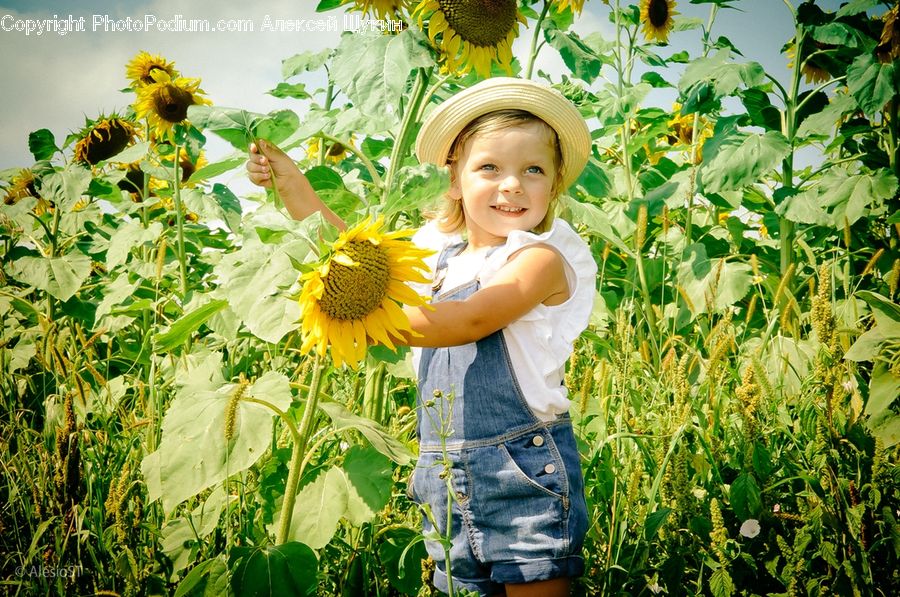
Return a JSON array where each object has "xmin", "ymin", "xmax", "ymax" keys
[
  {"xmin": 413, "ymin": 0, "xmax": 525, "ymax": 77},
  {"xmin": 298, "ymin": 216, "xmax": 432, "ymax": 368},
  {"xmin": 739, "ymin": 518, "xmax": 761, "ymax": 538},
  {"xmin": 307, "ymin": 138, "xmax": 349, "ymax": 164},
  {"xmin": 640, "ymin": 0, "xmax": 678, "ymax": 44},
  {"xmin": 554, "ymin": 0, "xmax": 584, "ymax": 13}
]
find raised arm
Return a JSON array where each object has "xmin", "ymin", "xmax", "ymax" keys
[
  {"xmin": 246, "ymin": 140, "xmax": 346, "ymax": 230},
  {"xmin": 401, "ymin": 244, "xmax": 569, "ymax": 347}
]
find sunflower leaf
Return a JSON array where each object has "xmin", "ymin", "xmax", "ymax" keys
[
  {"xmin": 318, "ymin": 401, "xmax": 414, "ymax": 465},
  {"xmin": 332, "ymin": 29, "xmax": 434, "ymax": 131},
  {"xmin": 28, "ymin": 129, "xmax": 58, "ymax": 161},
  {"xmin": 846, "ymin": 53, "xmax": 897, "ymax": 117},
  {"xmin": 282, "ymin": 49, "xmax": 332, "ymax": 77},
  {"xmin": 543, "ymin": 20, "xmax": 604, "ymax": 83},
  {"xmin": 699, "ymin": 130, "xmax": 790, "ymax": 193},
  {"xmin": 6, "ymin": 250, "xmax": 92, "ymax": 302}
]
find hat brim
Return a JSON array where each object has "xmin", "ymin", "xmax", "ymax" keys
[{"xmin": 415, "ymin": 77, "xmax": 591, "ymax": 190}]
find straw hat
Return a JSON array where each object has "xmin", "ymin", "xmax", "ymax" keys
[{"xmin": 415, "ymin": 77, "xmax": 591, "ymax": 190}]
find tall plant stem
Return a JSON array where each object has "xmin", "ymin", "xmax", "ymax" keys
[
  {"xmin": 276, "ymin": 353, "xmax": 326, "ymax": 545},
  {"xmin": 685, "ymin": 4, "xmax": 720, "ymax": 244},
  {"xmin": 524, "ymin": 0, "xmax": 551, "ymax": 80},
  {"xmin": 779, "ymin": 25, "xmax": 804, "ymax": 276},
  {"xmin": 888, "ymin": 94, "xmax": 899, "ymax": 179},
  {"xmin": 385, "ymin": 67, "xmax": 432, "ymax": 196},
  {"xmin": 171, "ymin": 145, "xmax": 188, "ymax": 296}
]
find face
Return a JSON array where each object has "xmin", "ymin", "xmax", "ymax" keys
[{"xmin": 449, "ymin": 121, "xmax": 559, "ymax": 249}]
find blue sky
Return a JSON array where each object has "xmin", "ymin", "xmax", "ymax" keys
[{"xmin": 0, "ymin": 0, "xmax": 851, "ymax": 174}]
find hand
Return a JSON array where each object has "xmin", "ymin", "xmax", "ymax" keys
[{"xmin": 246, "ymin": 139, "xmax": 299, "ymax": 190}]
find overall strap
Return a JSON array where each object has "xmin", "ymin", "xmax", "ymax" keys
[{"xmin": 431, "ymin": 241, "xmax": 468, "ymax": 294}]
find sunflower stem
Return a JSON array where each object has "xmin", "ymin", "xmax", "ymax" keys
[
  {"xmin": 171, "ymin": 144, "xmax": 188, "ymax": 297},
  {"xmin": 525, "ymin": 0, "xmax": 551, "ymax": 80},
  {"xmin": 385, "ymin": 67, "xmax": 432, "ymax": 198},
  {"xmin": 779, "ymin": 21, "xmax": 804, "ymax": 276},
  {"xmin": 276, "ymin": 353, "xmax": 326, "ymax": 545},
  {"xmin": 316, "ymin": 132, "xmax": 383, "ymax": 188}
]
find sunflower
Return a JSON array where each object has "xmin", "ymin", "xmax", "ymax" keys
[
  {"xmin": 133, "ymin": 70, "xmax": 211, "ymax": 140},
  {"xmin": 640, "ymin": 0, "xmax": 678, "ymax": 44},
  {"xmin": 3, "ymin": 169, "xmax": 37, "ymax": 205},
  {"xmin": 554, "ymin": 0, "xmax": 584, "ymax": 14},
  {"xmin": 298, "ymin": 216, "xmax": 433, "ymax": 368},
  {"xmin": 666, "ymin": 103, "xmax": 712, "ymax": 164},
  {"xmin": 351, "ymin": 0, "xmax": 408, "ymax": 20},
  {"xmin": 786, "ymin": 40, "xmax": 832, "ymax": 85},
  {"xmin": 413, "ymin": 0, "xmax": 526, "ymax": 77},
  {"xmin": 73, "ymin": 116, "xmax": 138, "ymax": 165},
  {"xmin": 877, "ymin": 4, "xmax": 899, "ymax": 62},
  {"xmin": 126, "ymin": 51, "xmax": 178, "ymax": 87},
  {"xmin": 306, "ymin": 138, "xmax": 349, "ymax": 164}
]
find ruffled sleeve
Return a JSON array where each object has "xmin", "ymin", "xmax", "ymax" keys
[{"xmin": 480, "ymin": 219, "xmax": 597, "ymax": 358}]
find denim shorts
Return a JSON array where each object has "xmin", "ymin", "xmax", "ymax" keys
[{"xmin": 410, "ymin": 419, "xmax": 588, "ymax": 595}]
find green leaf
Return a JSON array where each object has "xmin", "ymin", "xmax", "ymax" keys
[
  {"xmin": 267, "ymin": 82, "xmax": 311, "ymax": 100},
  {"xmin": 343, "ymin": 445, "xmax": 393, "ymax": 526},
  {"xmin": 700, "ymin": 130, "xmax": 790, "ymax": 193},
  {"xmin": 147, "ymin": 370, "xmax": 293, "ymax": 514},
  {"xmin": 740, "ymin": 88, "xmax": 781, "ymax": 131},
  {"xmin": 796, "ymin": 92, "xmax": 857, "ymax": 138},
  {"xmin": 106, "ymin": 220, "xmax": 163, "ymax": 270},
  {"xmin": 282, "ymin": 49, "xmax": 332, "ymax": 78},
  {"xmin": 384, "ymin": 163, "xmax": 449, "ymax": 216},
  {"xmin": 676, "ymin": 244, "xmax": 753, "ymax": 319},
  {"xmin": 543, "ymin": 21, "xmax": 603, "ymax": 83},
  {"xmin": 109, "ymin": 141, "xmax": 150, "ymax": 165},
  {"xmin": 7, "ymin": 251, "xmax": 92, "ymax": 302},
  {"xmin": 174, "ymin": 556, "xmax": 229, "ymax": 597},
  {"xmin": 378, "ymin": 528, "xmax": 426, "ymax": 596},
  {"xmin": 38, "ymin": 163, "xmax": 92, "ymax": 210},
  {"xmin": 847, "ymin": 53, "xmax": 897, "ymax": 117},
  {"xmin": 836, "ymin": 0, "xmax": 878, "ymax": 17},
  {"xmin": 730, "ymin": 473, "xmax": 762, "ymax": 519},
  {"xmin": 844, "ymin": 328, "xmax": 885, "ymax": 362},
  {"xmin": 559, "ymin": 196, "xmax": 632, "ymax": 256},
  {"xmin": 856, "ymin": 290, "xmax": 900, "ymax": 334},
  {"xmin": 186, "ymin": 156, "xmax": 247, "ymax": 185},
  {"xmin": 153, "ymin": 299, "xmax": 228, "ymax": 353},
  {"xmin": 645, "ymin": 508, "xmax": 672, "ymax": 540},
  {"xmin": 867, "ymin": 410, "xmax": 900, "ymax": 448},
  {"xmin": 229, "ymin": 542, "xmax": 317, "ymax": 597},
  {"xmin": 287, "ymin": 467, "xmax": 349, "ymax": 549},
  {"xmin": 865, "ymin": 364, "xmax": 900, "ymax": 419},
  {"xmin": 28, "ymin": 129, "xmax": 58, "ymax": 161},
  {"xmin": 709, "ymin": 567, "xmax": 734, "ymax": 597},
  {"xmin": 331, "ymin": 29, "xmax": 434, "ymax": 131},
  {"xmin": 776, "ymin": 169, "xmax": 897, "ymax": 227},
  {"xmin": 679, "ymin": 50, "xmax": 766, "ymax": 105},
  {"xmin": 214, "ymin": 234, "xmax": 304, "ymax": 343},
  {"xmin": 318, "ymin": 401, "xmax": 414, "ymax": 465}
]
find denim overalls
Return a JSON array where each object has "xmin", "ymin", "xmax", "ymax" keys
[{"xmin": 410, "ymin": 242, "xmax": 588, "ymax": 595}]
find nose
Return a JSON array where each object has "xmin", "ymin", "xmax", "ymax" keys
[{"xmin": 498, "ymin": 174, "xmax": 522, "ymax": 193}]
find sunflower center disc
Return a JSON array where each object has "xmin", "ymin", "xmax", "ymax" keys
[
  {"xmin": 84, "ymin": 120, "xmax": 132, "ymax": 164},
  {"xmin": 154, "ymin": 84, "xmax": 194, "ymax": 123},
  {"xmin": 648, "ymin": 0, "xmax": 669, "ymax": 27},
  {"xmin": 318, "ymin": 241, "xmax": 391, "ymax": 321},
  {"xmin": 438, "ymin": 0, "xmax": 517, "ymax": 47}
]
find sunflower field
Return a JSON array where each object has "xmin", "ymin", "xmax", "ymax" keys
[{"xmin": 1, "ymin": 0, "xmax": 899, "ymax": 595}]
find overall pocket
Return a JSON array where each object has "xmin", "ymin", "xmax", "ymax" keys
[{"xmin": 497, "ymin": 432, "xmax": 569, "ymax": 502}]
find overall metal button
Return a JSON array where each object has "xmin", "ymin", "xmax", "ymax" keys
[
  {"xmin": 544, "ymin": 463, "xmax": 556, "ymax": 474},
  {"xmin": 532, "ymin": 435, "xmax": 545, "ymax": 447}
]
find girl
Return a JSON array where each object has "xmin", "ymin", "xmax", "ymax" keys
[{"xmin": 247, "ymin": 77, "xmax": 596, "ymax": 597}]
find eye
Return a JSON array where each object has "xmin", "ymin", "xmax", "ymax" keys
[
  {"xmin": 526, "ymin": 165, "xmax": 545, "ymax": 174},
  {"xmin": 479, "ymin": 163, "xmax": 498, "ymax": 171}
]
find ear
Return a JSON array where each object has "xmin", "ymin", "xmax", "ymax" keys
[{"xmin": 446, "ymin": 164, "xmax": 462, "ymax": 200}]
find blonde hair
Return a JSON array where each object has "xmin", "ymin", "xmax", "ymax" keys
[{"xmin": 435, "ymin": 109, "xmax": 565, "ymax": 235}]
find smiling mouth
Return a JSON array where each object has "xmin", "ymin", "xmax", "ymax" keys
[{"xmin": 492, "ymin": 205, "xmax": 526, "ymax": 214}]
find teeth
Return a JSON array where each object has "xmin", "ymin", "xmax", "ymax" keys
[{"xmin": 494, "ymin": 205, "xmax": 524, "ymax": 213}]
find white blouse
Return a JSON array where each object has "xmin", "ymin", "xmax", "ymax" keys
[{"xmin": 409, "ymin": 219, "xmax": 597, "ymax": 421}]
